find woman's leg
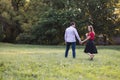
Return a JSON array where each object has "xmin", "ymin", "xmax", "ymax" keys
[
  {"xmin": 88, "ymin": 53, "xmax": 94, "ymax": 60},
  {"xmin": 90, "ymin": 54, "xmax": 94, "ymax": 60}
]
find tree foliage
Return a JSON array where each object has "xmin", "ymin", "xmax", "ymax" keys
[
  {"xmin": 0, "ymin": 0, "xmax": 120, "ymax": 44},
  {"xmin": 0, "ymin": 0, "xmax": 42, "ymax": 42}
]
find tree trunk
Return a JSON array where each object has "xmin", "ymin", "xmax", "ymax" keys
[{"xmin": 0, "ymin": 16, "xmax": 22, "ymax": 43}]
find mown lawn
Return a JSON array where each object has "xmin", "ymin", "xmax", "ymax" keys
[{"xmin": 0, "ymin": 43, "xmax": 120, "ymax": 80}]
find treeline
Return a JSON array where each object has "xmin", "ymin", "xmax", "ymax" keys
[{"xmin": 0, "ymin": 0, "xmax": 120, "ymax": 45}]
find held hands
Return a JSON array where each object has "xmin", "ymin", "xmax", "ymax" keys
[
  {"xmin": 79, "ymin": 33, "xmax": 87, "ymax": 45},
  {"xmin": 79, "ymin": 41, "xmax": 84, "ymax": 45},
  {"xmin": 79, "ymin": 33, "xmax": 89, "ymax": 45}
]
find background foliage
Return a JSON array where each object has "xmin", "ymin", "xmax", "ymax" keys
[{"xmin": 0, "ymin": 0, "xmax": 120, "ymax": 44}]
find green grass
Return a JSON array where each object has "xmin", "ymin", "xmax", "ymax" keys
[{"xmin": 0, "ymin": 43, "xmax": 120, "ymax": 80}]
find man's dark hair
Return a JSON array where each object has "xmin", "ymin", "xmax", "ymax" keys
[{"xmin": 70, "ymin": 22, "xmax": 75, "ymax": 26}]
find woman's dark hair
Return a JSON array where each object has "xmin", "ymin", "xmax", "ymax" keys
[
  {"xmin": 89, "ymin": 25, "xmax": 95, "ymax": 33},
  {"xmin": 90, "ymin": 26, "xmax": 93, "ymax": 32}
]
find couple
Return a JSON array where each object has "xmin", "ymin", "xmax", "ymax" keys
[{"xmin": 64, "ymin": 22, "xmax": 98, "ymax": 60}]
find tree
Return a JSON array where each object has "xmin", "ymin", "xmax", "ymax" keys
[
  {"xmin": 28, "ymin": 0, "xmax": 120, "ymax": 45},
  {"xmin": 0, "ymin": 0, "xmax": 43, "ymax": 42},
  {"xmin": 1, "ymin": 0, "xmax": 119, "ymax": 44},
  {"xmin": 86, "ymin": 0, "xmax": 120, "ymax": 35},
  {"xmin": 0, "ymin": 0, "xmax": 26, "ymax": 42}
]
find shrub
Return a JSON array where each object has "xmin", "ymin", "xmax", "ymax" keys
[{"xmin": 16, "ymin": 33, "xmax": 35, "ymax": 44}]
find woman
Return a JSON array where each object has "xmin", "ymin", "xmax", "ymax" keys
[{"xmin": 82, "ymin": 25, "xmax": 98, "ymax": 60}]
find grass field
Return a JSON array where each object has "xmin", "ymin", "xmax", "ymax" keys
[{"xmin": 0, "ymin": 43, "xmax": 120, "ymax": 80}]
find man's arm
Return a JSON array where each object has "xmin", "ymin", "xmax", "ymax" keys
[
  {"xmin": 74, "ymin": 28, "xmax": 82, "ymax": 44},
  {"xmin": 64, "ymin": 30, "xmax": 67, "ymax": 43}
]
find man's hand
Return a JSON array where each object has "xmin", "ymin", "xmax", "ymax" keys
[
  {"xmin": 79, "ymin": 41, "xmax": 82, "ymax": 44},
  {"xmin": 79, "ymin": 41, "xmax": 84, "ymax": 44}
]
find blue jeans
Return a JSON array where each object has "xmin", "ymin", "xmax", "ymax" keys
[{"xmin": 65, "ymin": 42, "xmax": 76, "ymax": 58}]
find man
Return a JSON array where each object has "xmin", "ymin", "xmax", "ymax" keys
[{"xmin": 64, "ymin": 22, "xmax": 81, "ymax": 58}]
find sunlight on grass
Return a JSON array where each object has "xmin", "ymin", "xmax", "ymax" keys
[{"xmin": 0, "ymin": 43, "xmax": 120, "ymax": 80}]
